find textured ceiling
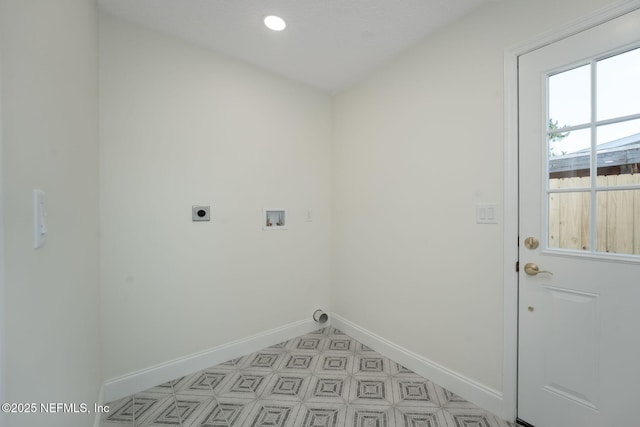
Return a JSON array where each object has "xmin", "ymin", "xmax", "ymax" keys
[{"xmin": 98, "ymin": 0, "xmax": 490, "ymax": 93}]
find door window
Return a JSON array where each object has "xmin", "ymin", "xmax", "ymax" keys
[{"xmin": 547, "ymin": 47, "xmax": 640, "ymax": 255}]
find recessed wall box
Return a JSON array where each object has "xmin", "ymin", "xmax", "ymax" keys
[
  {"xmin": 192, "ymin": 205, "xmax": 210, "ymax": 221},
  {"xmin": 263, "ymin": 209, "xmax": 287, "ymax": 230}
]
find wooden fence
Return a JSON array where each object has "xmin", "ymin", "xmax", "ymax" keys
[{"xmin": 549, "ymin": 174, "xmax": 640, "ymax": 254}]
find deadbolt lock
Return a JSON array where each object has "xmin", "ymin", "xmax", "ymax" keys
[{"xmin": 524, "ymin": 237, "xmax": 539, "ymax": 250}]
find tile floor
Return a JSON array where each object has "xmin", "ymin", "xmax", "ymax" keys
[{"xmin": 102, "ymin": 327, "xmax": 513, "ymax": 426}]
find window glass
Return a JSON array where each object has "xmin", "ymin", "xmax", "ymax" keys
[
  {"xmin": 596, "ymin": 119, "xmax": 640, "ymax": 180},
  {"xmin": 596, "ymin": 189, "xmax": 640, "ymax": 255},
  {"xmin": 548, "ymin": 128, "xmax": 591, "ymax": 184},
  {"xmin": 548, "ymin": 192, "xmax": 590, "ymax": 251},
  {"xmin": 597, "ymin": 48, "xmax": 640, "ymax": 121},
  {"xmin": 548, "ymin": 64, "xmax": 591, "ymax": 128}
]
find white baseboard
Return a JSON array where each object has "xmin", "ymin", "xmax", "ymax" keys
[
  {"xmin": 102, "ymin": 317, "xmax": 327, "ymax": 403},
  {"xmin": 331, "ymin": 313, "xmax": 508, "ymax": 420}
]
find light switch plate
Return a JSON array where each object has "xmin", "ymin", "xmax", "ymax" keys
[
  {"xmin": 476, "ymin": 203, "xmax": 498, "ymax": 224},
  {"xmin": 33, "ymin": 189, "xmax": 46, "ymax": 249}
]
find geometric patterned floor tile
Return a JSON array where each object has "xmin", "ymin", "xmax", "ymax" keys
[
  {"xmin": 353, "ymin": 355, "xmax": 388, "ymax": 376},
  {"xmin": 177, "ymin": 371, "xmax": 229, "ymax": 397},
  {"xmin": 390, "ymin": 362, "xmax": 417, "ymax": 376},
  {"xmin": 304, "ymin": 375, "xmax": 350, "ymax": 404},
  {"xmin": 401, "ymin": 412, "xmax": 441, "ymax": 427},
  {"xmin": 104, "ymin": 397, "xmax": 135, "ymax": 424},
  {"xmin": 294, "ymin": 403, "xmax": 347, "ymax": 427},
  {"xmin": 187, "ymin": 371, "xmax": 219, "ymax": 391},
  {"xmin": 348, "ymin": 376, "xmax": 394, "ymax": 406},
  {"xmin": 183, "ymin": 399, "xmax": 247, "ymax": 427},
  {"xmin": 260, "ymin": 375, "xmax": 310, "ymax": 402},
  {"xmin": 102, "ymin": 328, "xmax": 514, "ymax": 427},
  {"xmin": 136, "ymin": 395, "xmax": 181, "ymax": 426},
  {"xmin": 435, "ymin": 387, "xmax": 479, "ymax": 409},
  {"xmin": 101, "ymin": 422, "xmax": 132, "ymax": 427},
  {"xmin": 147, "ymin": 377, "xmax": 188, "ymax": 394},
  {"xmin": 182, "ymin": 397, "xmax": 256, "ymax": 427},
  {"xmin": 312, "ymin": 378, "xmax": 345, "ymax": 398},
  {"xmin": 315, "ymin": 354, "xmax": 353, "ymax": 375},
  {"xmin": 173, "ymin": 398, "xmax": 204, "ymax": 423},
  {"xmin": 443, "ymin": 389, "xmax": 467, "ymax": 403},
  {"xmin": 247, "ymin": 352, "xmax": 282, "ymax": 370},
  {"xmin": 391, "ymin": 378, "xmax": 440, "ymax": 408},
  {"xmin": 301, "ymin": 408, "xmax": 340, "ymax": 427},
  {"xmin": 295, "ymin": 337, "xmax": 324, "ymax": 352},
  {"xmin": 134, "ymin": 395, "xmax": 171, "ymax": 423},
  {"xmin": 272, "ymin": 376, "xmax": 306, "ymax": 396},
  {"xmin": 210, "ymin": 402, "xmax": 246, "ymax": 425},
  {"xmin": 229, "ymin": 373, "xmax": 268, "ymax": 395},
  {"xmin": 444, "ymin": 408, "xmax": 513, "ymax": 427},
  {"xmin": 356, "ymin": 342, "xmax": 376, "ymax": 353},
  {"xmin": 356, "ymin": 379, "xmax": 387, "ymax": 400},
  {"xmin": 247, "ymin": 402, "xmax": 298, "ymax": 427},
  {"xmin": 170, "ymin": 395, "xmax": 212, "ymax": 425},
  {"xmin": 281, "ymin": 353, "xmax": 317, "ymax": 371},
  {"xmin": 325, "ymin": 338, "xmax": 353, "ymax": 353},
  {"xmin": 393, "ymin": 407, "xmax": 448, "ymax": 427},
  {"xmin": 398, "ymin": 381, "xmax": 431, "ymax": 401},
  {"xmin": 451, "ymin": 413, "xmax": 494, "ymax": 427},
  {"xmin": 347, "ymin": 405, "xmax": 396, "ymax": 427}
]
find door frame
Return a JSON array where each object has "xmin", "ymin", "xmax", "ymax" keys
[
  {"xmin": 502, "ymin": 0, "xmax": 640, "ymax": 422},
  {"xmin": 0, "ymin": 33, "xmax": 5, "ymax": 410}
]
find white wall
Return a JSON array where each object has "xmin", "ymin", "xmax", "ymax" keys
[
  {"xmin": 99, "ymin": 14, "xmax": 332, "ymax": 380},
  {"xmin": 331, "ymin": 0, "xmax": 619, "ymax": 397},
  {"xmin": 0, "ymin": 1, "xmax": 102, "ymax": 426}
]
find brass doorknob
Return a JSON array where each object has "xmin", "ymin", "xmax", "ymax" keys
[{"xmin": 524, "ymin": 262, "xmax": 553, "ymax": 276}]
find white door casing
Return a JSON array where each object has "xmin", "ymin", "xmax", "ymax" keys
[{"xmin": 518, "ymin": 8, "xmax": 640, "ymax": 427}]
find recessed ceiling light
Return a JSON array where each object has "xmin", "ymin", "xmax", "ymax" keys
[{"xmin": 264, "ymin": 15, "xmax": 286, "ymax": 31}]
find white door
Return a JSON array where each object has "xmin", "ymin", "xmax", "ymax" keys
[{"xmin": 518, "ymin": 8, "xmax": 640, "ymax": 427}]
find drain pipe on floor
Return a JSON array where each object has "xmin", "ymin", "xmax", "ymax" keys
[{"xmin": 312, "ymin": 309, "xmax": 328, "ymax": 324}]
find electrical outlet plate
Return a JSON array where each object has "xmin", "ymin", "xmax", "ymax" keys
[{"xmin": 192, "ymin": 205, "xmax": 210, "ymax": 221}]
